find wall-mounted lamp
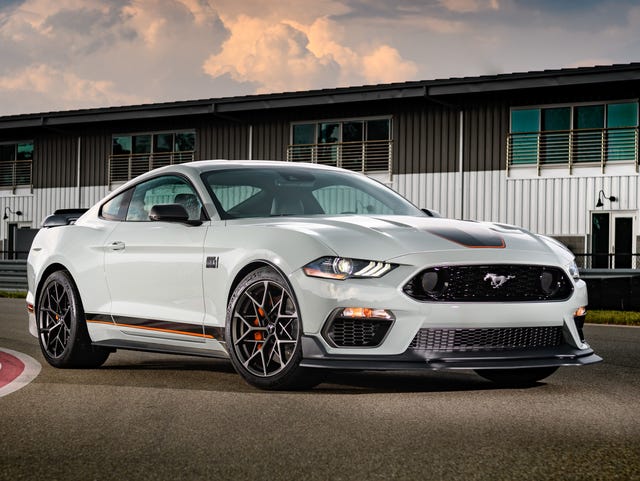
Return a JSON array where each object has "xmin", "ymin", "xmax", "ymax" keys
[
  {"xmin": 595, "ymin": 190, "xmax": 617, "ymax": 208},
  {"xmin": 3, "ymin": 207, "xmax": 23, "ymax": 220}
]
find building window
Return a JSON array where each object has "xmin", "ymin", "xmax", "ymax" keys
[
  {"xmin": 109, "ymin": 131, "xmax": 195, "ymax": 183},
  {"xmin": 287, "ymin": 117, "xmax": 392, "ymax": 173},
  {"xmin": 0, "ymin": 141, "xmax": 33, "ymax": 188},
  {"xmin": 507, "ymin": 101, "xmax": 639, "ymax": 174}
]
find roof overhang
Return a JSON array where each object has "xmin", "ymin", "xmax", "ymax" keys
[{"xmin": 1, "ymin": 63, "xmax": 638, "ymax": 131}]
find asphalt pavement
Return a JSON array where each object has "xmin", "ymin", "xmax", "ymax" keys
[{"xmin": 1, "ymin": 298, "xmax": 639, "ymax": 481}]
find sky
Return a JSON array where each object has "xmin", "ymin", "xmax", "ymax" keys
[{"xmin": 0, "ymin": 0, "xmax": 638, "ymax": 116}]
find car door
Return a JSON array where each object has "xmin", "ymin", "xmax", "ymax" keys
[{"xmin": 104, "ymin": 175, "xmax": 208, "ymax": 341}]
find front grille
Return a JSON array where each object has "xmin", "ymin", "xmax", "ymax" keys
[
  {"xmin": 409, "ymin": 326, "xmax": 563, "ymax": 352},
  {"xmin": 403, "ymin": 264, "xmax": 573, "ymax": 302},
  {"xmin": 324, "ymin": 318, "xmax": 393, "ymax": 347}
]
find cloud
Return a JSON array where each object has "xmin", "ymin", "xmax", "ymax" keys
[
  {"xmin": 0, "ymin": 0, "xmax": 637, "ymax": 116},
  {"xmin": 0, "ymin": 0, "xmax": 229, "ymax": 114},
  {"xmin": 0, "ymin": 63, "xmax": 143, "ymax": 112},
  {"xmin": 362, "ymin": 45, "xmax": 419, "ymax": 83},
  {"xmin": 440, "ymin": 0, "xmax": 499, "ymax": 13},
  {"xmin": 203, "ymin": 15, "xmax": 418, "ymax": 92}
]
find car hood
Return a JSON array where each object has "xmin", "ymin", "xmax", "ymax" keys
[{"xmin": 231, "ymin": 215, "xmax": 567, "ymax": 264}]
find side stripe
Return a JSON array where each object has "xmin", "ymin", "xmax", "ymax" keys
[{"xmin": 86, "ymin": 315, "xmax": 223, "ymax": 341}]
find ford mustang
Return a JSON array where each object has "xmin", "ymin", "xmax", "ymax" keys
[{"xmin": 26, "ymin": 161, "xmax": 601, "ymax": 389}]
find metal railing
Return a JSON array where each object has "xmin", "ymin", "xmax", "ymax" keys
[
  {"xmin": 506, "ymin": 126, "xmax": 638, "ymax": 175},
  {"xmin": 108, "ymin": 151, "xmax": 195, "ymax": 183},
  {"xmin": 0, "ymin": 161, "xmax": 32, "ymax": 189},
  {"xmin": 0, "ymin": 258, "xmax": 28, "ymax": 290},
  {"xmin": 574, "ymin": 253, "xmax": 640, "ymax": 269},
  {"xmin": 287, "ymin": 139, "xmax": 392, "ymax": 173}
]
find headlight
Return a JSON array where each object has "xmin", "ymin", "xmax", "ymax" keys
[
  {"xmin": 565, "ymin": 259, "xmax": 580, "ymax": 280},
  {"xmin": 303, "ymin": 257, "xmax": 397, "ymax": 280}
]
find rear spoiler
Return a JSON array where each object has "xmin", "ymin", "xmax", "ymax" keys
[{"xmin": 42, "ymin": 209, "xmax": 89, "ymax": 228}]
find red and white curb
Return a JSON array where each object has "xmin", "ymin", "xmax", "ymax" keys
[{"xmin": 0, "ymin": 348, "xmax": 41, "ymax": 398}]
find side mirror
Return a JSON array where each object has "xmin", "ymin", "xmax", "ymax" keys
[
  {"xmin": 421, "ymin": 208, "xmax": 442, "ymax": 218},
  {"xmin": 149, "ymin": 204, "xmax": 202, "ymax": 226}
]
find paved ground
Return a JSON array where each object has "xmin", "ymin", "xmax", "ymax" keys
[{"xmin": 1, "ymin": 298, "xmax": 638, "ymax": 481}]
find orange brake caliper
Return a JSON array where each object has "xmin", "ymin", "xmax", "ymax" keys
[{"xmin": 254, "ymin": 308, "xmax": 265, "ymax": 349}]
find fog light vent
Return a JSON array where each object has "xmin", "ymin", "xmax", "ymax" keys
[{"xmin": 323, "ymin": 317, "xmax": 393, "ymax": 347}]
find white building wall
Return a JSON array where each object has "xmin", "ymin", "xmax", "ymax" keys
[
  {"xmin": 0, "ymin": 186, "xmax": 110, "ymax": 245},
  {"xmin": 393, "ymin": 171, "xmax": 640, "ymax": 239},
  {"xmin": 2, "ymin": 172, "xmax": 639, "ymax": 253}
]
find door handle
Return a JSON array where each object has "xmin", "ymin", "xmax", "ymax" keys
[{"xmin": 109, "ymin": 241, "xmax": 125, "ymax": 251}]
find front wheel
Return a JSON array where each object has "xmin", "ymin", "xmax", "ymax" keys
[
  {"xmin": 225, "ymin": 267, "xmax": 323, "ymax": 390},
  {"xmin": 475, "ymin": 366, "xmax": 559, "ymax": 387},
  {"xmin": 36, "ymin": 270, "xmax": 110, "ymax": 368}
]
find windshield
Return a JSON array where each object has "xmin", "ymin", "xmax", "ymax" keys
[{"xmin": 201, "ymin": 166, "xmax": 424, "ymax": 219}]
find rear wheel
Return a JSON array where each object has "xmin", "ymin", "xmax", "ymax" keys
[
  {"xmin": 475, "ymin": 366, "xmax": 558, "ymax": 386},
  {"xmin": 226, "ymin": 267, "xmax": 323, "ymax": 390},
  {"xmin": 37, "ymin": 270, "xmax": 110, "ymax": 368}
]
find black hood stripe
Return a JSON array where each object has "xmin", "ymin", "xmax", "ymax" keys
[{"xmin": 426, "ymin": 226, "xmax": 505, "ymax": 248}]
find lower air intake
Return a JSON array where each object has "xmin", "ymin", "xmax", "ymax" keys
[
  {"xmin": 324, "ymin": 318, "xmax": 392, "ymax": 347},
  {"xmin": 409, "ymin": 326, "xmax": 563, "ymax": 352}
]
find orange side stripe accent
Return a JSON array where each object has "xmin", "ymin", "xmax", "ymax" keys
[{"xmin": 86, "ymin": 319, "xmax": 214, "ymax": 339}]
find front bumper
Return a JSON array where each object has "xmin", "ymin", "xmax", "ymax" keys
[{"xmin": 299, "ymin": 335, "xmax": 603, "ymax": 370}]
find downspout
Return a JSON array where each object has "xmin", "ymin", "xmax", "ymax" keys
[
  {"xmin": 458, "ymin": 110, "xmax": 464, "ymax": 220},
  {"xmin": 248, "ymin": 124, "xmax": 253, "ymax": 160},
  {"xmin": 77, "ymin": 136, "xmax": 82, "ymax": 208}
]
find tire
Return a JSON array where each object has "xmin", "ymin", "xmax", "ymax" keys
[
  {"xmin": 474, "ymin": 366, "xmax": 559, "ymax": 387},
  {"xmin": 36, "ymin": 270, "xmax": 110, "ymax": 368},
  {"xmin": 225, "ymin": 267, "xmax": 323, "ymax": 390}
]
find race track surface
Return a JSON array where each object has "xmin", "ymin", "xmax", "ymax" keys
[{"xmin": 1, "ymin": 298, "xmax": 638, "ymax": 480}]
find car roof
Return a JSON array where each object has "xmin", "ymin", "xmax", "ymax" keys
[
  {"xmin": 104, "ymin": 160, "xmax": 360, "ymax": 203},
  {"xmin": 178, "ymin": 160, "xmax": 348, "ymax": 175}
]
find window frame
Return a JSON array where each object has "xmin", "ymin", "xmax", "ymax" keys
[
  {"xmin": 289, "ymin": 116, "xmax": 393, "ymax": 145},
  {"xmin": 109, "ymin": 130, "xmax": 197, "ymax": 184},
  {"xmin": 508, "ymin": 99, "xmax": 639, "ymax": 174},
  {"xmin": 99, "ymin": 173, "xmax": 209, "ymax": 223},
  {"xmin": 510, "ymin": 99, "xmax": 639, "ymax": 133},
  {"xmin": 0, "ymin": 139, "xmax": 34, "ymax": 189},
  {"xmin": 110, "ymin": 129, "xmax": 196, "ymax": 154}
]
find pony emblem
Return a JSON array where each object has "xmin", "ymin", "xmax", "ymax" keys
[{"xmin": 484, "ymin": 273, "xmax": 515, "ymax": 289}]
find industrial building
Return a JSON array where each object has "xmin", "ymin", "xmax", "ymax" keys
[{"xmin": 1, "ymin": 63, "xmax": 639, "ymax": 269}]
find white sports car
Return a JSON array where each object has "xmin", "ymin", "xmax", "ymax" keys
[{"xmin": 26, "ymin": 161, "xmax": 601, "ymax": 389}]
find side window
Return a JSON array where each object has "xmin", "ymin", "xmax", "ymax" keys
[
  {"xmin": 126, "ymin": 175, "xmax": 204, "ymax": 222},
  {"xmin": 100, "ymin": 190, "xmax": 130, "ymax": 221}
]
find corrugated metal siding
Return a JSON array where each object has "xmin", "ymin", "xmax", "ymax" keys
[
  {"xmin": 394, "ymin": 105, "xmax": 459, "ymax": 174},
  {"xmin": 395, "ymin": 171, "xmax": 640, "ymax": 238},
  {"xmin": 463, "ymin": 101, "xmax": 508, "ymax": 172},
  {"xmin": 392, "ymin": 172, "xmax": 460, "ymax": 217},
  {"xmin": 197, "ymin": 122, "xmax": 249, "ymax": 160},
  {"xmin": 33, "ymin": 135, "xmax": 78, "ymax": 188},
  {"xmin": 80, "ymin": 132, "xmax": 110, "ymax": 186},
  {"xmin": 252, "ymin": 120, "xmax": 289, "ymax": 160},
  {"xmin": 0, "ymin": 186, "xmax": 111, "ymax": 242}
]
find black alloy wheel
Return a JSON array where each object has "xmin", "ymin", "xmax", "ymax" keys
[
  {"xmin": 37, "ymin": 270, "xmax": 110, "ymax": 368},
  {"xmin": 226, "ymin": 267, "xmax": 323, "ymax": 390}
]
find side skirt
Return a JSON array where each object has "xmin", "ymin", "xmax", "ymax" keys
[{"xmin": 92, "ymin": 339, "xmax": 230, "ymax": 360}]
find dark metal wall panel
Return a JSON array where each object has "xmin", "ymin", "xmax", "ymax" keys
[
  {"xmin": 252, "ymin": 120, "xmax": 289, "ymax": 160},
  {"xmin": 196, "ymin": 121, "xmax": 249, "ymax": 160},
  {"xmin": 394, "ymin": 104, "xmax": 459, "ymax": 174},
  {"xmin": 463, "ymin": 101, "xmax": 509, "ymax": 173},
  {"xmin": 33, "ymin": 135, "xmax": 78, "ymax": 188},
  {"xmin": 80, "ymin": 132, "xmax": 110, "ymax": 186}
]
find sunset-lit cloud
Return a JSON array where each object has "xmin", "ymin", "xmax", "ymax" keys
[
  {"xmin": 203, "ymin": 15, "xmax": 417, "ymax": 92},
  {"xmin": 0, "ymin": 0, "xmax": 637, "ymax": 115}
]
